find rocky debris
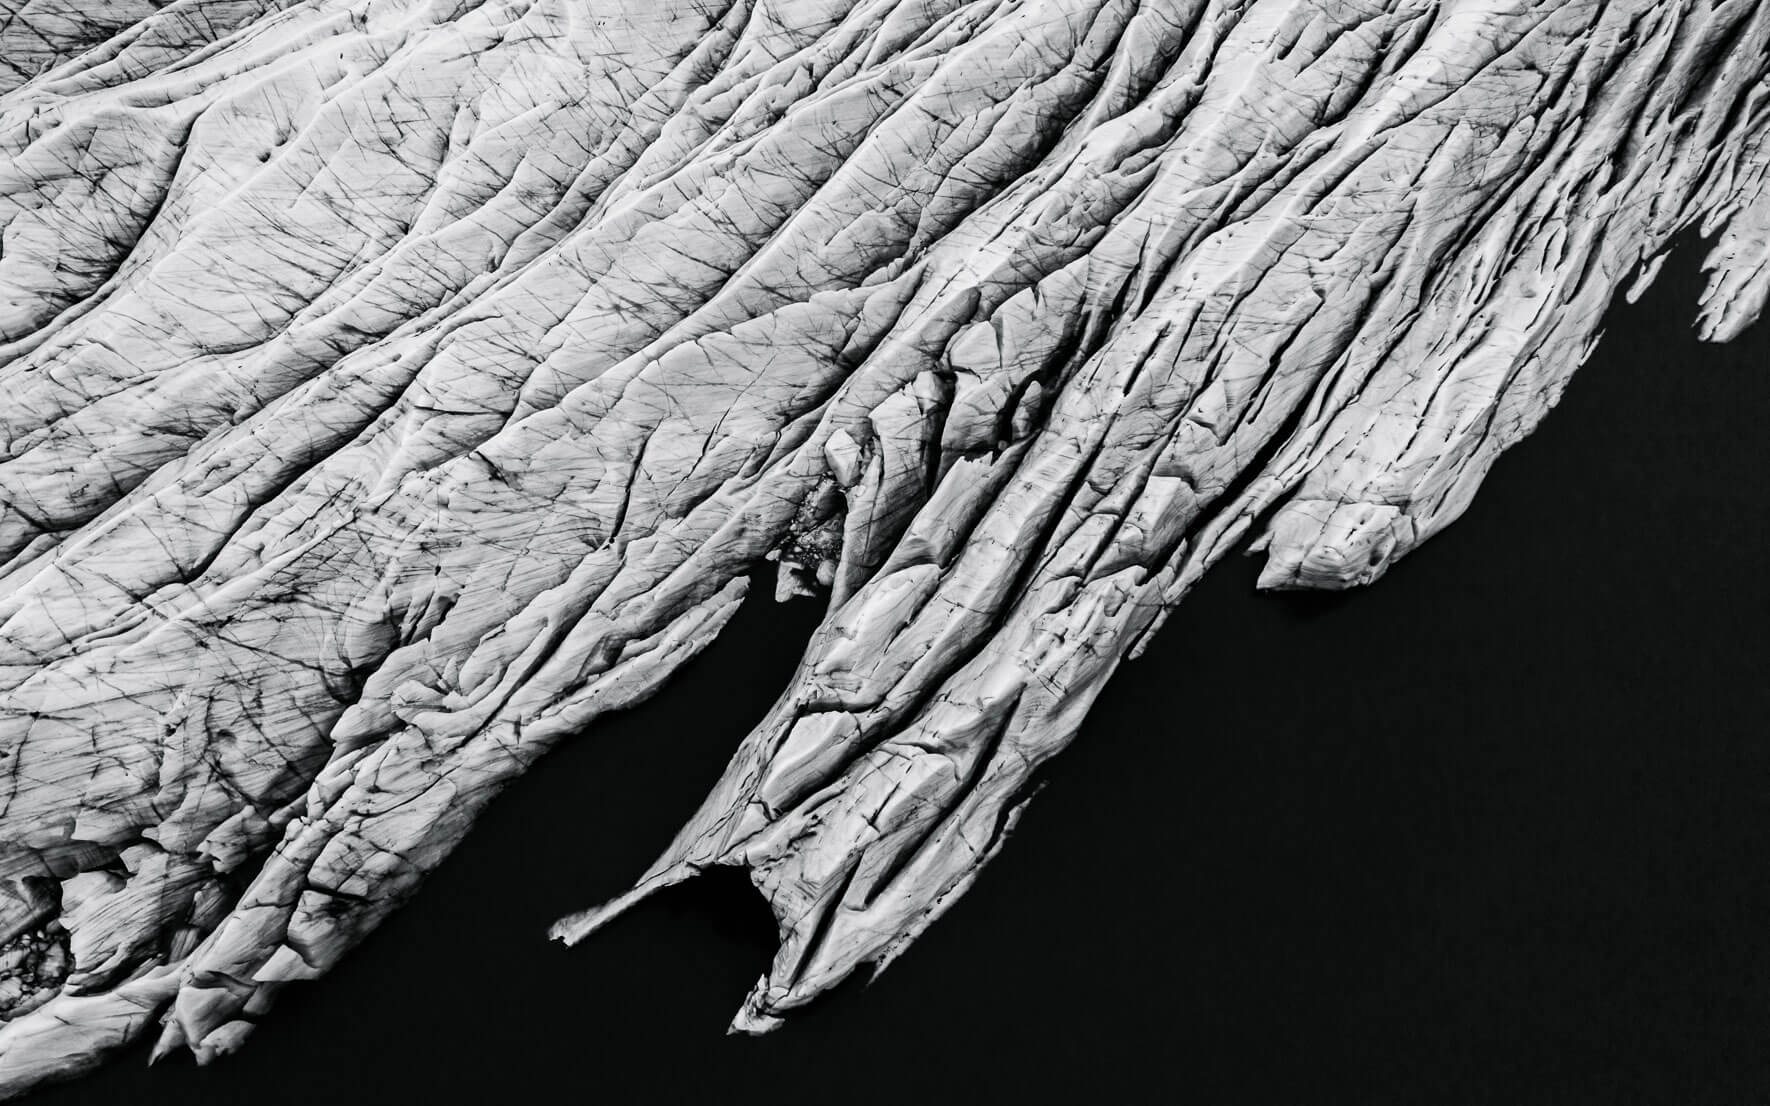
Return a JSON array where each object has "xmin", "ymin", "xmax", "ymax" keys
[
  {"xmin": 0, "ymin": 0, "xmax": 1764, "ymax": 1094},
  {"xmin": 0, "ymin": 926, "xmax": 70, "ymax": 1022}
]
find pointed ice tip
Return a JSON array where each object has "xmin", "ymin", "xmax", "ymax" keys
[
  {"xmin": 147, "ymin": 1019, "xmax": 187, "ymax": 1066},
  {"xmin": 1253, "ymin": 557, "xmax": 1297, "ymax": 591},
  {"xmin": 726, "ymin": 971, "xmax": 792, "ymax": 1036},
  {"xmin": 548, "ymin": 883, "xmax": 655, "ymax": 945},
  {"xmin": 546, "ymin": 908, "xmax": 600, "ymax": 946},
  {"xmin": 727, "ymin": 997, "xmax": 784, "ymax": 1036},
  {"xmin": 550, "ymin": 861, "xmax": 706, "ymax": 944}
]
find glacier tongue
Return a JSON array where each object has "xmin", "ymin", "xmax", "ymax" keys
[{"xmin": 0, "ymin": 0, "xmax": 1763, "ymax": 1093}]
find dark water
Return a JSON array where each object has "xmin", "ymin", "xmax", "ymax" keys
[{"xmin": 31, "ymin": 233, "xmax": 1770, "ymax": 1105}]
